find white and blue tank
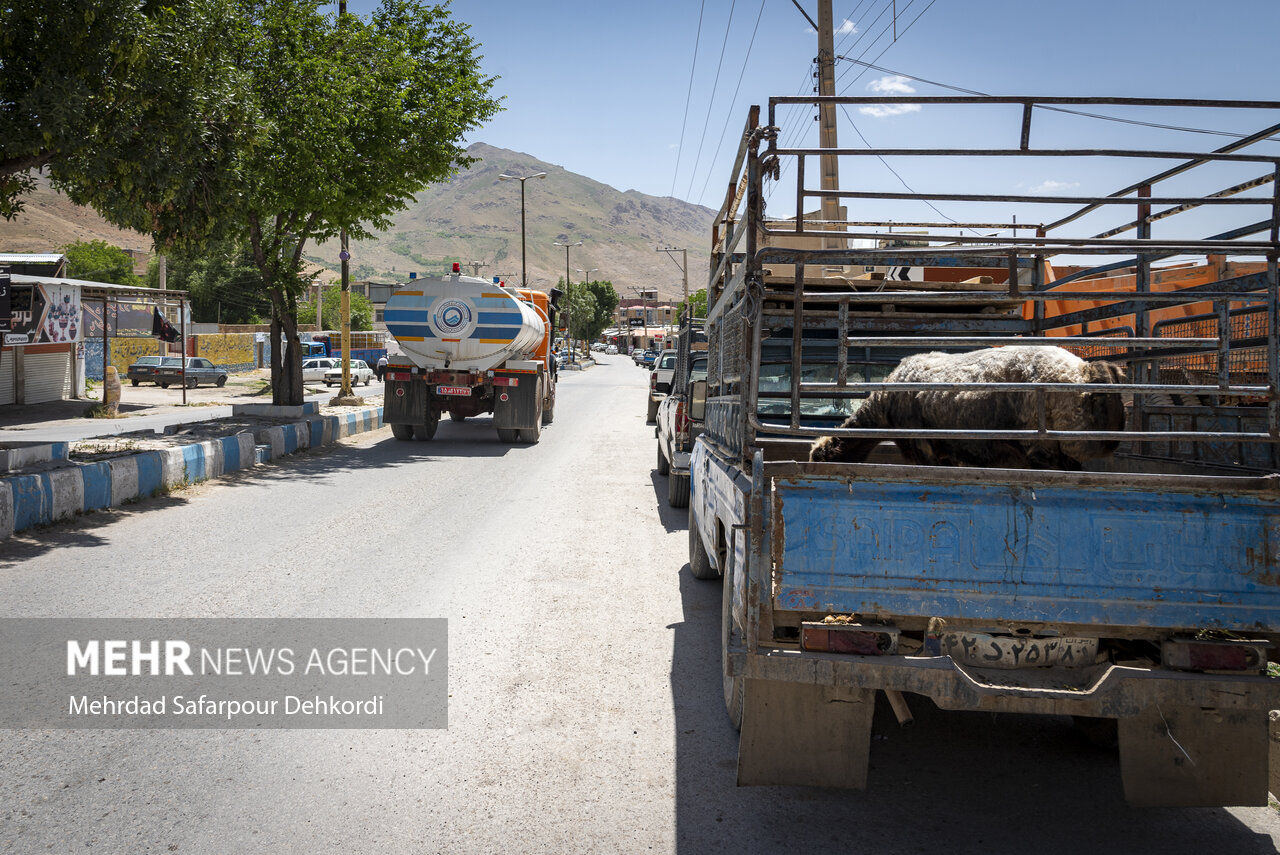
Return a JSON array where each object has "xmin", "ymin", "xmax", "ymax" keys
[{"xmin": 384, "ymin": 271, "xmax": 545, "ymax": 372}]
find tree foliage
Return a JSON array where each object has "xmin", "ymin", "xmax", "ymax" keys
[
  {"xmin": 18, "ymin": 0, "xmax": 502, "ymax": 404},
  {"xmin": 0, "ymin": 0, "xmax": 255, "ymax": 226},
  {"xmin": 146, "ymin": 241, "xmax": 272, "ymax": 324},
  {"xmin": 298, "ymin": 289, "xmax": 373, "ymax": 332},
  {"xmin": 678, "ymin": 288, "xmax": 708, "ymax": 322},
  {"xmin": 63, "ymin": 240, "xmax": 141, "ymax": 286}
]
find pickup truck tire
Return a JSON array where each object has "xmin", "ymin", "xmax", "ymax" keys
[
  {"xmin": 722, "ymin": 549, "xmax": 744, "ymax": 731},
  {"xmin": 646, "ymin": 397, "xmax": 659, "ymax": 424},
  {"xmin": 688, "ymin": 505, "xmax": 719, "ymax": 580},
  {"xmin": 656, "ymin": 443, "xmax": 670, "ymax": 476},
  {"xmin": 667, "ymin": 472, "xmax": 689, "ymax": 508},
  {"xmin": 391, "ymin": 423, "xmax": 414, "ymax": 441}
]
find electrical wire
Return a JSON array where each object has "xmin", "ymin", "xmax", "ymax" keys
[
  {"xmin": 695, "ymin": 0, "xmax": 769, "ymax": 204},
  {"xmin": 684, "ymin": 0, "xmax": 740, "ymax": 201},
  {"xmin": 670, "ymin": 0, "xmax": 707, "ymax": 199}
]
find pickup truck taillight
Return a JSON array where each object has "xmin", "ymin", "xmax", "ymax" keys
[
  {"xmin": 649, "ymin": 371, "xmax": 657, "ymax": 392},
  {"xmin": 675, "ymin": 399, "xmax": 689, "ymax": 435},
  {"xmin": 1162, "ymin": 636, "xmax": 1269, "ymax": 672}
]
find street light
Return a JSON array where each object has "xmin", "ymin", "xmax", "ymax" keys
[
  {"xmin": 554, "ymin": 240, "xmax": 582, "ymax": 363},
  {"xmin": 497, "ymin": 171, "xmax": 547, "ymax": 288}
]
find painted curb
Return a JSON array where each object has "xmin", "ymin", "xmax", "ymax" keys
[{"xmin": 0, "ymin": 406, "xmax": 385, "ymax": 540}]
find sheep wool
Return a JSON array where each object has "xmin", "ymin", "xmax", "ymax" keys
[{"xmin": 809, "ymin": 346, "xmax": 1126, "ymax": 470}]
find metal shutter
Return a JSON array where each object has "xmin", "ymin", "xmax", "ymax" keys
[
  {"xmin": 24, "ymin": 349, "xmax": 72, "ymax": 403},
  {"xmin": 0, "ymin": 350, "xmax": 14, "ymax": 405}
]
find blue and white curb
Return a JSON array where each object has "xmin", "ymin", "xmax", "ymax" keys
[{"xmin": 0, "ymin": 406, "xmax": 384, "ymax": 540}]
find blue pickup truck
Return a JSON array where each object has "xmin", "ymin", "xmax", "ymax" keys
[{"xmin": 690, "ymin": 95, "xmax": 1280, "ymax": 807}]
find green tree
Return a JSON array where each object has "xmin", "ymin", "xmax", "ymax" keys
[
  {"xmin": 678, "ymin": 288, "xmax": 708, "ymax": 322},
  {"xmin": 63, "ymin": 240, "xmax": 140, "ymax": 286},
  {"xmin": 148, "ymin": 242, "xmax": 272, "ymax": 324},
  {"xmin": 580, "ymin": 279, "xmax": 619, "ymax": 341},
  {"xmin": 0, "ymin": 0, "xmax": 255, "ymax": 225},
  {"xmin": 298, "ymin": 289, "xmax": 373, "ymax": 332},
  {"xmin": 55, "ymin": 0, "xmax": 501, "ymax": 404}
]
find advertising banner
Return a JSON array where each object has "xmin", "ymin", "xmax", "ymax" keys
[{"xmin": 4, "ymin": 282, "xmax": 83, "ymax": 346}]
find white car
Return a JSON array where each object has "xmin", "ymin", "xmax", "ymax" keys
[
  {"xmin": 302, "ymin": 357, "xmax": 339, "ymax": 383},
  {"xmin": 605, "ymin": 344, "xmax": 618, "ymax": 354},
  {"xmin": 323, "ymin": 359, "xmax": 374, "ymax": 386}
]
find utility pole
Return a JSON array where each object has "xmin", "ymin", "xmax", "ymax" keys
[
  {"xmin": 816, "ymin": 0, "xmax": 842, "ymax": 260},
  {"xmin": 469, "ymin": 261, "xmax": 487, "ymax": 278},
  {"xmin": 337, "ymin": 0, "xmax": 354, "ymax": 399},
  {"xmin": 656, "ymin": 247, "xmax": 689, "ymax": 315},
  {"xmin": 554, "ymin": 240, "xmax": 582, "ymax": 363}
]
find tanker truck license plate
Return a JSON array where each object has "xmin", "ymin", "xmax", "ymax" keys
[{"xmin": 436, "ymin": 386, "xmax": 472, "ymax": 396}]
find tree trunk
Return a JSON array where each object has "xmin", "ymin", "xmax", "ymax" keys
[{"xmin": 268, "ymin": 287, "xmax": 305, "ymax": 406}]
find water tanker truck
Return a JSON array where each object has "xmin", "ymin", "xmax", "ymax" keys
[{"xmin": 383, "ymin": 264, "xmax": 559, "ymax": 443}]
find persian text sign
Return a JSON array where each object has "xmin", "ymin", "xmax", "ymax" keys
[{"xmin": 0, "ymin": 619, "xmax": 447, "ymax": 729}]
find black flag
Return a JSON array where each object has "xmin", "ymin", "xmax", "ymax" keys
[{"xmin": 152, "ymin": 308, "xmax": 180, "ymax": 343}]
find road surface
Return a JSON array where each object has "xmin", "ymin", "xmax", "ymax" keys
[{"xmin": 1, "ymin": 355, "xmax": 1278, "ymax": 854}]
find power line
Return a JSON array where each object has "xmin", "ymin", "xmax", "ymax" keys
[
  {"xmin": 670, "ymin": 0, "xmax": 708, "ymax": 199},
  {"xmin": 685, "ymin": 0, "xmax": 740, "ymax": 201},
  {"xmin": 696, "ymin": 0, "xmax": 769, "ymax": 205}
]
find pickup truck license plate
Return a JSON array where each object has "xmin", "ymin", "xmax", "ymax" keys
[
  {"xmin": 930, "ymin": 630, "xmax": 1098, "ymax": 669},
  {"xmin": 436, "ymin": 386, "xmax": 471, "ymax": 396}
]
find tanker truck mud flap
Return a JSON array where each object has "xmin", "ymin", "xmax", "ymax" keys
[
  {"xmin": 736, "ymin": 679, "xmax": 875, "ymax": 788},
  {"xmin": 493, "ymin": 367, "xmax": 543, "ymax": 443},
  {"xmin": 385, "ymin": 373, "xmax": 429, "ymax": 437}
]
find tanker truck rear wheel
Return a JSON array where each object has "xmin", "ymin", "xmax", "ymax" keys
[
  {"xmin": 497, "ymin": 428, "xmax": 519, "ymax": 443},
  {"xmin": 414, "ymin": 414, "xmax": 438, "ymax": 441},
  {"xmin": 450, "ymin": 411, "xmax": 467, "ymax": 422},
  {"xmin": 391, "ymin": 423, "xmax": 414, "ymax": 441}
]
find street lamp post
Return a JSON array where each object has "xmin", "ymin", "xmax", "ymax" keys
[
  {"xmin": 554, "ymin": 240, "xmax": 582, "ymax": 363},
  {"xmin": 576, "ymin": 267, "xmax": 598, "ymax": 352},
  {"xmin": 497, "ymin": 171, "xmax": 547, "ymax": 289}
]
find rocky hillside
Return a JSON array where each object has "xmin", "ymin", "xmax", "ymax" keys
[{"xmin": 0, "ymin": 143, "xmax": 715, "ymax": 302}]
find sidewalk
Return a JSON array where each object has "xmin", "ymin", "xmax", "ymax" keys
[{"xmin": 0, "ymin": 375, "xmax": 386, "ymax": 540}]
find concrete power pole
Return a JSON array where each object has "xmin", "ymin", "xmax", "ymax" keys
[{"xmin": 816, "ymin": 0, "xmax": 842, "ymax": 260}]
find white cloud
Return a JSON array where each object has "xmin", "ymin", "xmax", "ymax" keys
[
  {"xmin": 867, "ymin": 75, "xmax": 916, "ymax": 95},
  {"xmin": 1029, "ymin": 179, "xmax": 1081, "ymax": 195},
  {"xmin": 858, "ymin": 103, "xmax": 922, "ymax": 118},
  {"xmin": 838, "ymin": 19, "xmax": 857, "ymax": 35}
]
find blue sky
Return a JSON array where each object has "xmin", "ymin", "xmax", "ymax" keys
[{"xmin": 349, "ymin": 0, "xmax": 1279, "ymax": 229}]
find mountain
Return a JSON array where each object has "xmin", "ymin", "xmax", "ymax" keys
[{"xmin": 0, "ymin": 143, "xmax": 715, "ymax": 302}]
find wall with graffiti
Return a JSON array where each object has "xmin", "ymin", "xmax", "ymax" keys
[{"xmin": 195, "ymin": 334, "xmax": 255, "ymax": 372}]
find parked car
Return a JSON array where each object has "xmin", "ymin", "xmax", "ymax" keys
[
  {"xmin": 153, "ymin": 356, "xmax": 228, "ymax": 388},
  {"xmin": 126, "ymin": 355, "xmax": 165, "ymax": 386},
  {"xmin": 646, "ymin": 348, "xmax": 678, "ymax": 423},
  {"xmin": 323, "ymin": 359, "xmax": 373, "ymax": 386},
  {"xmin": 655, "ymin": 354, "xmax": 708, "ymax": 507},
  {"xmin": 605, "ymin": 344, "xmax": 618, "ymax": 355},
  {"xmin": 302, "ymin": 357, "xmax": 339, "ymax": 383}
]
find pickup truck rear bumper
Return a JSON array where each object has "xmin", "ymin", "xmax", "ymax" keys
[{"xmin": 729, "ymin": 647, "xmax": 1280, "ymax": 718}]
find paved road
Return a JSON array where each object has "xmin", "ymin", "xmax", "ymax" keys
[{"xmin": 1, "ymin": 355, "xmax": 1278, "ymax": 854}]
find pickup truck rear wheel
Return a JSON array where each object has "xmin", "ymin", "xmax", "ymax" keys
[
  {"xmin": 722, "ymin": 547, "xmax": 744, "ymax": 731},
  {"xmin": 688, "ymin": 504, "xmax": 718, "ymax": 580},
  {"xmin": 656, "ymin": 442, "xmax": 670, "ymax": 476},
  {"xmin": 646, "ymin": 397, "xmax": 659, "ymax": 424}
]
